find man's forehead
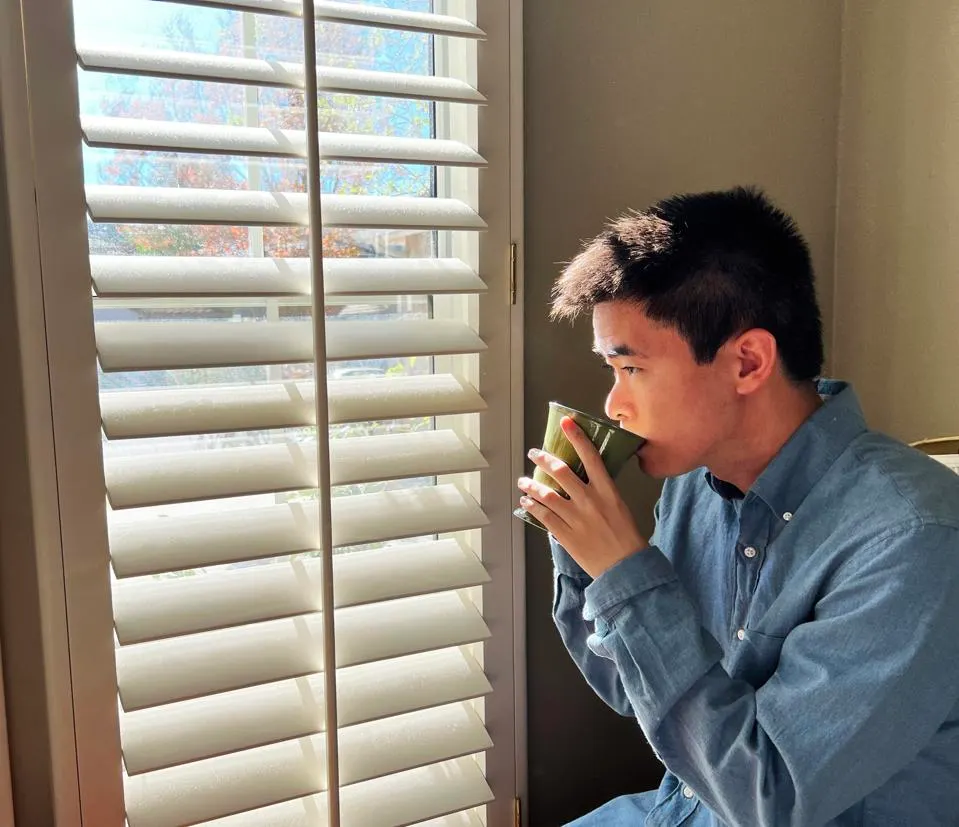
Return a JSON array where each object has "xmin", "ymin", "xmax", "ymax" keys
[{"xmin": 591, "ymin": 302, "xmax": 658, "ymax": 356}]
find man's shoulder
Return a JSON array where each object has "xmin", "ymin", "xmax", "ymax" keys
[
  {"xmin": 656, "ymin": 433, "xmax": 959, "ymax": 533},
  {"xmin": 830, "ymin": 430, "xmax": 959, "ymax": 531}
]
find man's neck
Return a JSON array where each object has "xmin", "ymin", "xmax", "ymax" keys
[{"xmin": 708, "ymin": 381, "xmax": 824, "ymax": 494}]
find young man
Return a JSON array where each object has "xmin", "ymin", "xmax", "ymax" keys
[{"xmin": 517, "ymin": 187, "xmax": 959, "ymax": 826}]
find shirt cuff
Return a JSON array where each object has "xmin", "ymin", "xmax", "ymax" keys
[
  {"xmin": 583, "ymin": 545, "xmax": 678, "ymax": 621},
  {"xmin": 549, "ymin": 535, "xmax": 592, "ymax": 582}
]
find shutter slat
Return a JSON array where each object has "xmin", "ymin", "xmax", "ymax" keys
[
  {"xmin": 108, "ymin": 484, "xmax": 488, "ymax": 577},
  {"xmin": 191, "ymin": 759, "xmax": 490, "ymax": 827},
  {"xmin": 78, "ymin": 46, "xmax": 302, "ymax": 88},
  {"xmin": 121, "ymin": 648, "xmax": 490, "ymax": 774},
  {"xmin": 105, "ymin": 430, "xmax": 487, "ymax": 509},
  {"xmin": 312, "ymin": 1, "xmax": 485, "ymax": 38},
  {"xmin": 412, "ymin": 811, "xmax": 487, "ymax": 827},
  {"xmin": 81, "ymin": 116, "xmax": 486, "ymax": 167},
  {"xmin": 90, "ymin": 255, "xmax": 485, "ymax": 298},
  {"xmin": 343, "ymin": 780, "xmax": 488, "ymax": 827},
  {"xmin": 114, "ymin": 538, "xmax": 489, "ymax": 644},
  {"xmin": 158, "ymin": 0, "xmax": 486, "ymax": 39},
  {"xmin": 100, "ymin": 374, "xmax": 485, "ymax": 439},
  {"xmin": 124, "ymin": 703, "xmax": 490, "ymax": 827},
  {"xmin": 77, "ymin": 46, "xmax": 486, "ymax": 104},
  {"xmin": 96, "ymin": 321, "xmax": 311, "ymax": 371},
  {"xmin": 95, "ymin": 319, "xmax": 486, "ymax": 372},
  {"xmin": 117, "ymin": 591, "xmax": 489, "ymax": 711},
  {"xmin": 85, "ymin": 186, "xmax": 486, "ymax": 229}
]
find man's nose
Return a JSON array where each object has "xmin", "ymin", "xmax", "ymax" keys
[{"xmin": 605, "ymin": 384, "xmax": 626, "ymax": 422}]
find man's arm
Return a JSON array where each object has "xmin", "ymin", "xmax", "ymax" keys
[
  {"xmin": 549, "ymin": 537, "xmax": 634, "ymax": 717},
  {"xmin": 585, "ymin": 521, "xmax": 959, "ymax": 827}
]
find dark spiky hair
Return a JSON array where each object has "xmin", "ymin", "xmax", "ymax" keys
[{"xmin": 551, "ymin": 186, "xmax": 823, "ymax": 381}]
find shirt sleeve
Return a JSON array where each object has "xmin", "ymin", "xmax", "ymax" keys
[
  {"xmin": 582, "ymin": 521, "xmax": 959, "ymax": 827},
  {"xmin": 549, "ymin": 536, "xmax": 634, "ymax": 717}
]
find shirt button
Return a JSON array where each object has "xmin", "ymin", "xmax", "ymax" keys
[
  {"xmin": 736, "ymin": 628, "xmax": 745, "ymax": 641},
  {"xmin": 682, "ymin": 785, "xmax": 694, "ymax": 799},
  {"xmin": 743, "ymin": 546, "xmax": 757, "ymax": 558},
  {"xmin": 783, "ymin": 511, "xmax": 793, "ymax": 521}
]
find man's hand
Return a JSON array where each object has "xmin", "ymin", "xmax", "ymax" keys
[{"xmin": 518, "ymin": 416, "xmax": 648, "ymax": 578}]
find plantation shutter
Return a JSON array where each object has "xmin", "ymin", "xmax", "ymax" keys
[{"xmin": 66, "ymin": 0, "xmax": 517, "ymax": 824}]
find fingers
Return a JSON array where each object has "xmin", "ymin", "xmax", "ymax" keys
[
  {"xmin": 559, "ymin": 416, "xmax": 612, "ymax": 488},
  {"xmin": 518, "ymin": 492, "xmax": 570, "ymax": 535},
  {"xmin": 518, "ymin": 474, "xmax": 569, "ymax": 510},
  {"xmin": 517, "ymin": 460, "xmax": 575, "ymax": 538},
  {"xmin": 526, "ymin": 446, "xmax": 585, "ymax": 495}
]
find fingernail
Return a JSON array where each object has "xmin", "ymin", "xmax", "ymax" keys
[
  {"xmin": 520, "ymin": 496, "xmax": 532, "ymax": 507},
  {"xmin": 528, "ymin": 448, "xmax": 541, "ymax": 459}
]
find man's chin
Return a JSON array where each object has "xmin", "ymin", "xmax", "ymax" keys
[
  {"xmin": 635, "ymin": 450, "xmax": 664, "ymax": 479},
  {"xmin": 636, "ymin": 450, "xmax": 696, "ymax": 480}
]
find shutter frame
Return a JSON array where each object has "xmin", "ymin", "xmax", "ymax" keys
[{"xmin": 64, "ymin": 0, "xmax": 508, "ymax": 823}]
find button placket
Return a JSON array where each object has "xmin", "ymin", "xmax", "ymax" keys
[{"xmin": 731, "ymin": 495, "xmax": 770, "ymax": 641}]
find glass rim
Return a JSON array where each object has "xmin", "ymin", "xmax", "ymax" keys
[
  {"xmin": 548, "ymin": 401, "xmax": 621, "ymax": 430},
  {"xmin": 546, "ymin": 401, "xmax": 646, "ymax": 447}
]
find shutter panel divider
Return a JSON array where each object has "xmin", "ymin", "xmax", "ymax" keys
[{"xmin": 299, "ymin": 0, "xmax": 343, "ymax": 816}]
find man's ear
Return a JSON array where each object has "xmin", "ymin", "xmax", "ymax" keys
[{"xmin": 730, "ymin": 328, "xmax": 777, "ymax": 395}]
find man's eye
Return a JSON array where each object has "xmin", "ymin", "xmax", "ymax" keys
[{"xmin": 600, "ymin": 364, "xmax": 640, "ymax": 375}]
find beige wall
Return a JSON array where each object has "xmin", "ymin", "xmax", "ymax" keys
[
  {"xmin": 523, "ymin": 2, "xmax": 843, "ymax": 823},
  {"xmin": 834, "ymin": 1, "xmax": 959, "ymax": 441}
]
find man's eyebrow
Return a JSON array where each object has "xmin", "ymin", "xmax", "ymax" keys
[{"xmin": 591, "ymin": 344, "xmax": 645, "ymax": 358}]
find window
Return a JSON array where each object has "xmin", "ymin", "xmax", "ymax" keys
[{"xmin": 1, "ymin": 0, "xmax": 523, "ymax": 824}]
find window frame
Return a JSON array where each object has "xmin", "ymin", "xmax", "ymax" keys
[
  {"xmin": 0, "ymin": 638, "xmax": 15, "ymax": 827},
  {"xmin": 0, "ymin": 0, "xmax": 526, "ymax": 824}
]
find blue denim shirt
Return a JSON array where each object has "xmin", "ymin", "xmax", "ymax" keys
[{"xmin": 551, "ymin": 381, "xmax": 959, "ymax": 826}]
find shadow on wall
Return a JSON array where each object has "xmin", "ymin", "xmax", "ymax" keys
[{"xmin": 524, "ymin": 451, "xmax": 664, "ymax": 825}]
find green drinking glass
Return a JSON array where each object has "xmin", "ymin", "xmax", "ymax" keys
[{"xmin": 514, "ymin": 401, "xmax": 646, "ymax": 532}]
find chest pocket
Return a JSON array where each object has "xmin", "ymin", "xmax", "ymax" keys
[{"xmin": 724, "ymin": 627, "xmax": 786, "ymax": 687}]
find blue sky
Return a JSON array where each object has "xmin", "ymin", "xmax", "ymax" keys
[{"xmin": 74, "ymin": 0, "xmax": 223, "ymax": 50}]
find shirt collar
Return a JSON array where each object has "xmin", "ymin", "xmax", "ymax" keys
[{"xmin": 705, "ymin": 380, "xmax": 867, "ymax": 519}]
